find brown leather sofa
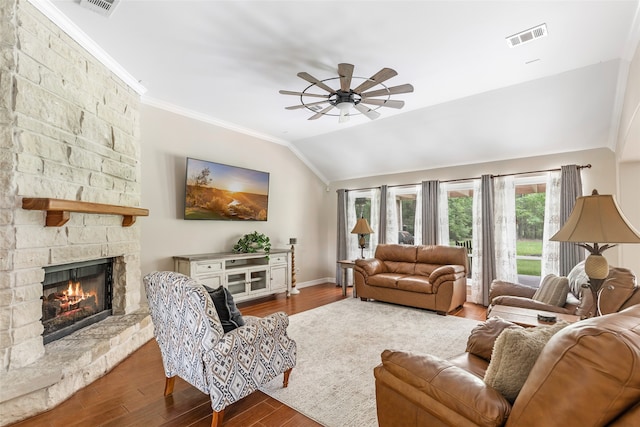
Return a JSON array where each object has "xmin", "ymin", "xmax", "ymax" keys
[
  {"xmin": 354, "ymin": 244, "xmax": 468, "ymax": 315},
  {"xmin": 488, "ymin": 263, "xmax": 639, "ymax": 318},
  {"xmin": 374, "ymin": 304, "xmax": 640, "ymax": 426}
]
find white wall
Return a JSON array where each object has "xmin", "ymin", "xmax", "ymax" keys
[
  {"xmin": 326, "ymin": 147, "xmax": 620, "ymax": 267},
  {"xmin": 616, "ymin": 43, "xmax": 640, "ymax": 275},
  {"xmin": 139, "ymin": 104, "xmax": 331, "ymax": 289}
]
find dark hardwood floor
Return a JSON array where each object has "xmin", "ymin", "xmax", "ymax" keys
[{"xmin": 10, "ymin": 283, "xmax": 486, "ymax": 427}]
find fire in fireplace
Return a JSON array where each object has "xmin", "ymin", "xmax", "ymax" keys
[{"xmin": 42, "ymin": 258, "xmax": 114, "ymax": 344}]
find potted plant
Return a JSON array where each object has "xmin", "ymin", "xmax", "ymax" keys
[{"xmin": 233, "ymin": 231, "xmax": 271, "ymax": 255}]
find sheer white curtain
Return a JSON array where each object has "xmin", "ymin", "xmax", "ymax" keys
[
  {"xmin": 385, "ymin": 187, "xmax": 399, "ymax": 244},
  {"xmin": 471, "ymin": 179, "xmax": 483, "ymax": 303},
  {"xmin": 438, "ymin": 183, "xmax": 450, "ymax": 245},
  {"xmin": 347, "ymin": 189, "xmax": 380, "ymax": 259},
  {"xmin": 414, "ymin": 185, "xmax": 423, "ymax": 245},
  {"xmin": 493, "ymin": 176, "xmax": 518, "ymax": 282},
  {"xmin": 541, "ymin": 171, "xmax": 561, "ymax": 276}
]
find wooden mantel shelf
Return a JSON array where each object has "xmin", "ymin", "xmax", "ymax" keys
[{"xmin": 22, "ymin": 198, "xmax": 149, "ymax": 227}]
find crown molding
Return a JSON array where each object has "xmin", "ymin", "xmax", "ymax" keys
[{"xmin": 27, "ymin": 0, "xmax": 146, "ymax": 95}]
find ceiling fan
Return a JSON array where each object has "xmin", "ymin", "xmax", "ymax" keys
[{"xmin": 279, "ymin": 63, "xmax": 414, "ymax": 122}]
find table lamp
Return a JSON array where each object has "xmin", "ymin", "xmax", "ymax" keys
[
  {"xmin": 550, "ymin": 190, "xmax": 640, "ymax": 313},
  {"xmin": 351, "ymin": 217, "xmax": 374, "ymax": 259}
]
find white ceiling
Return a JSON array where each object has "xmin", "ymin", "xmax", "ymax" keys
[{"xmin": 48, "ymin": 0, "xmax": 640, "ymax": 182}]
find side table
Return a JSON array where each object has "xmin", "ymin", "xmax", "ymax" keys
[{"xmin": 337, "ymin": 259, "xmax": 357, "ymax": 297}]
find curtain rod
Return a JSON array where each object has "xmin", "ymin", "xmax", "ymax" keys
[{"xmin": 341, "ymin": 164, "xmax": 592, "ymax": 193}]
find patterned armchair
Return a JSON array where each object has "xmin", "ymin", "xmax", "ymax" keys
[{"xmin": 143, "ymin": 271, "xmax": 297, "ymax": 427}]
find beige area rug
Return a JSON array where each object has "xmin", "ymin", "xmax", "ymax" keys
[{"xmin": 261, "ymin": 297, "xmax": 481, "ymax": 427}]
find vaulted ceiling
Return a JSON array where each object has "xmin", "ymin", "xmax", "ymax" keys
[{"xmin": 50, "ymin": 0, "xmax": 640, "ymax": 182}]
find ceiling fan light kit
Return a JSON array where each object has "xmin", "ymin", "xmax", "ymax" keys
[{"xmin": 280, "ymin": 63, "xmax": 414, "ymax": 122}]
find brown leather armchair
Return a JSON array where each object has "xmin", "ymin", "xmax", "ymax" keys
[
  {"xmin": 374, "ymin": 305, "xmax": 640, "ymax": 427},
  {"xmin": 488, "ymin": 262, "xmax": 638, "ymax": 318}
]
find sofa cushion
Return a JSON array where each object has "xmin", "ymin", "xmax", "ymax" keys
[
  {"xmin": 466, "ymin": 317, "xmax": 523, "ymax": 361},
  {"xmin": 414, "ymin": 263, "xmax": 439, "ymax": 276},
  {"xmin": 416, "ymin": 245, "xmax": 467, "ymax": 267},
  {"xmin": 484, "ymin": 321, "xmax": 568, "ymax": 402},
  {"xmin": 204, "ymin": 285, "xmax": 245, "ymax": 333},
  {"xmin": 384, "ymin": 261, "xmax": 416, "ymax": 275},
  {"xmin": 368, "ymin": 273, "xmax": 403, "ymax": 289},
  {"xmin": 532, "ymin": 274, "xmax": 569, "ymax": 307},
  {"xmin": 397, "ymin": 275, "xmax": 433, "ymax": 293},
  {"xmin": 375, "ymin": 244, "xmax": 417, "ymax": 263}
]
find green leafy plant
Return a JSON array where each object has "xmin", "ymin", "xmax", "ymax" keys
[{"xmin": 233, "ymin": 231, "xmax": 271, "ymax": 255}]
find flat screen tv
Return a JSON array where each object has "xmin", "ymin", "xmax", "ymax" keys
[{"xmin": 184, "ymin": 157, "xmax": 269, "ymax": 221}]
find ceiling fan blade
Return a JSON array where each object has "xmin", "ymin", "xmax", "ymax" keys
[
  {"xmin": 352, "ymin": 68, "xmax": 398, "ymax": 94},
  {"xmin": 285, "ymin": 100, "xmax": 330, "ymax": 110},
  {"xmin": 308, "ymin": 105, "xmax": 335, "ymax": 120},
  {"xmin": 360, "ymin": 98, "xmax": 405, "ymax": 109},
  {"xmin": 279, "ymin": 90, "xmax": 330, "ymax": 99},
  {"xmin": 297, "ymin": 72, "xmax": 336, "ymax": 94},
  {"xmin": 361, "ymin": 84, "xmax": 414, "ymax": 98},
  {"xmin": 338, "ymin": 63, "xmax": 354, "ymax": 92},
  {"xmin": 354, "ymin": 103, "xmax": 381, "ymax": 120}
]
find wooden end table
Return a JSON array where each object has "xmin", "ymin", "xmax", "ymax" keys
[
  {"xmin": 489, "ymin": 305, "xmax": 581, "ymax": 327},
  {"xmin": 337, "ymin": 259, "xmax": 357, "ymax": 297}
]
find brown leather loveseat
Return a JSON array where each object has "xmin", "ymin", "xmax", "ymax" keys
[
  {"xmin": 374, "ymin": 305, "xmax": 640, "ymax": 426},
  {"xmin": 354, "ymin": 244, "xmax": 468, "ymax": 315}
]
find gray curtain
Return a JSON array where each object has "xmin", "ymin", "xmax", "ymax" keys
[
  {"xmin": 378, "ymin": 185, "xmax": 388, "ymax": 244},
  {"xmin": 421, "ymin": 180, "xmax": 439, "ymax": 245},
  {"xmin": 336, "ymin": 189, "xmax": 348, "ymax": 286},
  {"xmin": 479, "ymin": 174, "xmax": 496, "ymax": 306},
  {"xmin": 559, "ymin": 165, "xmax": 584, "ymax": 275}
]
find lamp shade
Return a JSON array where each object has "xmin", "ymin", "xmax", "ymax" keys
[
  {"xmin": 550, "ymin": 191, "xmax": 640, "ymax": 244},
  {"xmin": 351, "ymin": 217, "xmax": 374, "ymax": 235}
]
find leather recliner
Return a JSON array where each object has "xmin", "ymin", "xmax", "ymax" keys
[
  {"xmin": 488, "ymin": 262, "xmax": 639, "ymax": 318},
  {"xmin": 374, "ymin": 304, "xmax": 640, "ymax": 426}
]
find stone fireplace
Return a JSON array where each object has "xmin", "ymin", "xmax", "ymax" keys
[{"xmin": 0, "ymin": 1, "xmax": 153, "ymax": 425}]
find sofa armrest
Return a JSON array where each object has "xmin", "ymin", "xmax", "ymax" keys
[
  {"xmin": 489, "ymin": 295, "xmax": 572, "ymax": 314},
  {"xmin": 489, "ymin": 280, "xmax": 537, "ymax": 301},
  {"xmin": 429, "ymin": 264, "xmax": 465, "ymax": 281},
  {"xmin": 376, "ymin": 350, "xmax": 511, "ymax": 426},
  {"xmin": 355, "ymin": 258, "xmax": 385, "ymax": 277},
  {"xmin": 429, "ymin": 265, "xmax": 466, "ymax": 291}
]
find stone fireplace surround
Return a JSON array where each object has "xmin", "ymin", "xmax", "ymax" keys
[{"xmin": 0, "ymin": 1, "xmax": 153, "ymax": 425}]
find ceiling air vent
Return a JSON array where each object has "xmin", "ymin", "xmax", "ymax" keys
[
  {"xmin": 506, "ymin": 23, "xmax": 547, "ymax": 48},
  {"xmin": 80, "ymin": 0, "xmax": 121, "ymax": 17}
]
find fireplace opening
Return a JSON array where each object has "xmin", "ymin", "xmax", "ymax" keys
[{"xmin": 42, "ymin": 258, "xmax": 113, "ymax": 344}]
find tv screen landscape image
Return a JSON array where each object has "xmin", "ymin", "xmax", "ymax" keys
[{"xmin": 184, "ymin": 157, "xmax": 269, "ymax": 221}]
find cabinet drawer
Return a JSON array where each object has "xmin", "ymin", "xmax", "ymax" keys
[
  {"xmin": 195, "ymin": 261, "xmax": 223, "ymax": 274},
  {"xmin": 270, "ymin": 254, "xmax": 287, "ymax": 264}
]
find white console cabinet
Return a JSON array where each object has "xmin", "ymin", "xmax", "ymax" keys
[{"xmin": 174, "ymin": 249, "xmax": 291, "ymax": 302}]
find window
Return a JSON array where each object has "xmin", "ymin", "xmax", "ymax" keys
[
  {"xmin": 387, "ymin": 186, "xmax": 419, "ymax": 245},
  {"xmin": 515, "ymin": 177, "xmax": 546, "ymax": 281},
  {"xmin": 446, "ymin": 183, "xmax": 474, "ymax": 248},
  {"xmin": 347, "ymin": 189, "xmax": 379, "ymax": 259}
]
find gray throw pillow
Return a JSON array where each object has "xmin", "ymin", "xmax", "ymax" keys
[
  {"xmin": 532, "ymin": 274, "xmax": 569, "ymax": 307},
  {"xmin": 204, "ymin": 285, "xmax": 245, "ymax": 333}
]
